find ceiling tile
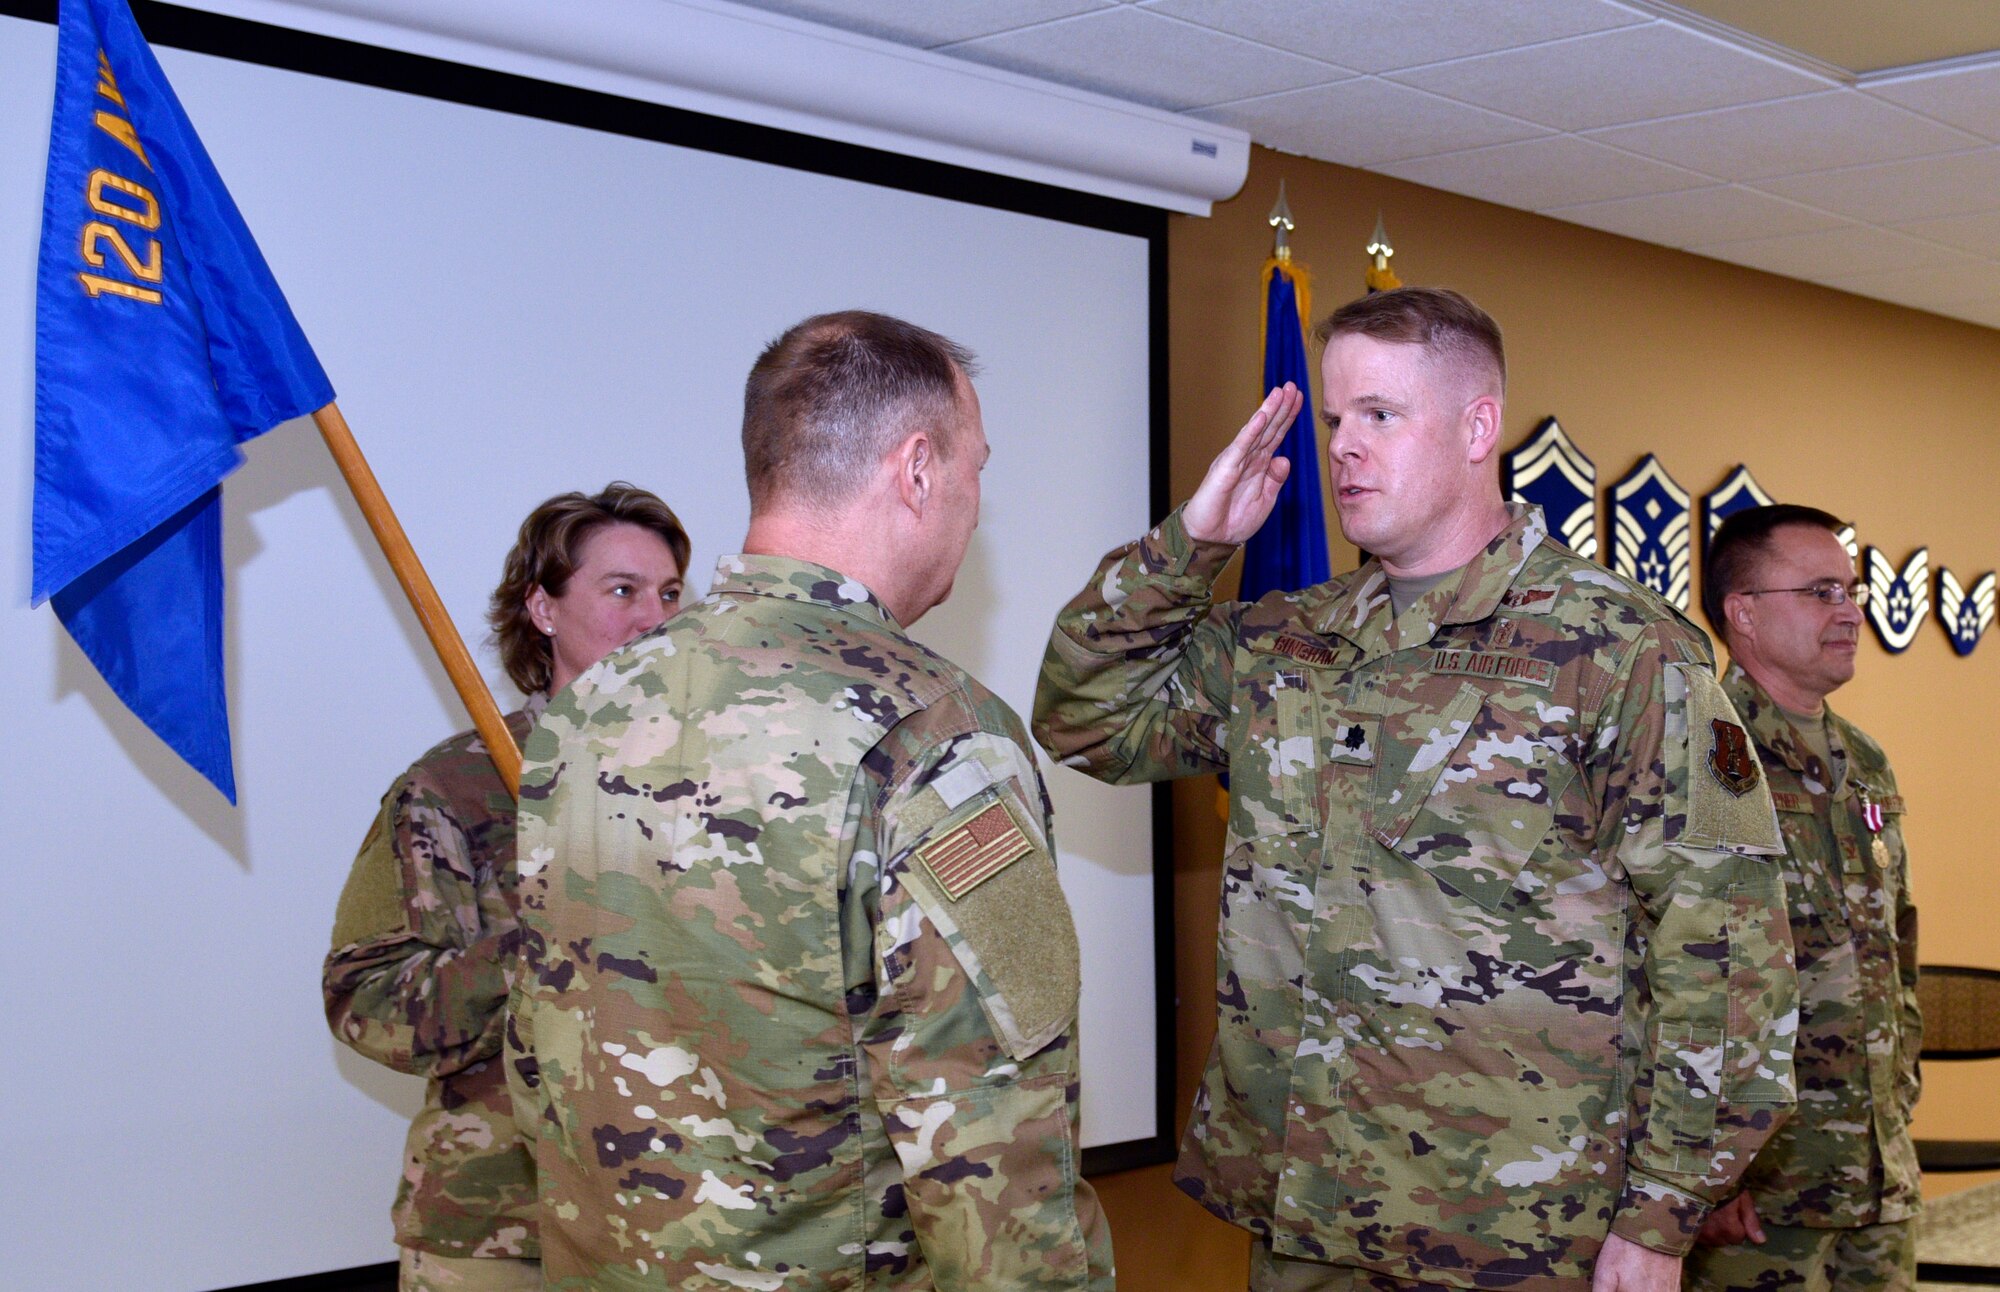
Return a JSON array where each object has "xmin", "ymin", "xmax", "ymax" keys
[
  {"xmin": 1195, "ymin": 77, "xmax": 1549, "ymax": 168},
  {"xmin": 725, "ymin": 0, "xmax": 1115, "ymax": 48},
  {"xmin": 1585, "ymin": 90, "xmax": 1982, "ymax": 182},
  {"xmin": 941, "ymin": 7, "xmax": 1346, "ymax": 111},
  {"xmin": 1388, "ymin": 22, "xmax": 1833, "ymax": 131},
  {"xmin": 1891, "ymin": 208, "xmax": 2000, "ymax": 256},
  {"xmin": 1867, "ymin": 62, "xmax": 2000, "ymax": 143},
  {"xmin": 1756, "ymin": 146, "xmax": 2000, "ymax": 225},
  {"xmin": 1138, "ymin": 0, "xmax": 1641, "ymax": 75},
  {"xmin": 1549, "ymin": 185, "xmax": 1844, "ymax": 246},
  {"xmin": 1823, "ymin": 257, "xmax": 2000, "ymax": 310},
  {"xmin": 1695, "ymin": 223, "xmax": 1970, "ymax": 281},
  {"xmin": 1378, "ymin": 134, "xmax": 1714, "ymax": 209}
]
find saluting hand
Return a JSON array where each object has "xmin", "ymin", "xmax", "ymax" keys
[{"xmin": 1182, "ymin": 383, "xmax": 1305, "ymax": 545}]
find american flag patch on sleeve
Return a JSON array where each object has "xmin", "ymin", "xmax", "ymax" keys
[{"xmin": 916, "ymin": 798, "xmax": 1035, "ymax": 901}]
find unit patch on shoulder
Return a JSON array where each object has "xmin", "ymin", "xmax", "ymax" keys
[
  {"xmin": 916, "ymin": 796, "xmax": 1035, "ymax": 900},
  {"xmin": 1708, "ymin": 718, "xmax": 1760, "ymax": 797},
  {"xmin": 1430, "ymin": 649, "xmax": 1556, "ymax": 689}
]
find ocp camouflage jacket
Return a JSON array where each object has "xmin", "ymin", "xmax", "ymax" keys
[
  {"xmin": 324, "ymin": 702, "xmax": 542, "ymax": 1258},
  {"xmin": 1034, "ymin": 504, "xmax": 1799, "ymax": 1291},
  {"xmin": 508, "ymin": 555, "xmax": 1114, "ymax": 1291},
  {"xmin": 1722, "ymin": 664, "xmax": 1921, "ymax": 1228}
]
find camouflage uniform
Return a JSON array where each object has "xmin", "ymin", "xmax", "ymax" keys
[
  {"xmin": 1683, "ymin": 665, "xmax": 1920, "ymax": 1292},
  {"xmin": 508, "ymin": 555, "xmax": 1114, "ymax": 1291},
  {"xmin": 325, "ymin": 701, "xmax": 542, "ymax": 1265},
  {"xmin": 1034, "ymin": 504, "xmax": 1799, "ymax": 1291},
  {"xmin": 1683, "ymin": 1220, "xmax": 1914, "ymax": 1292}
]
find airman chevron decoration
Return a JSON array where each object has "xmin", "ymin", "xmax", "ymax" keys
[
  {"xmin": 1503, "ymin": 417, "xmax": 1597, "ymax": 560},
  {"xmin": 1865, "ymin": 547, "xmax": 1930, "ymax": 654},
  {"xmin": 1702, "ymin": 465, "xmax": 1775, "ymax": 544},
  {"xmin": 1936, "ymin": 567, "xmax": 1995, "ymax": 657},
  {"xmin": 1611, "ymin": 455, "xmax": 1691, "ymax": 610}
]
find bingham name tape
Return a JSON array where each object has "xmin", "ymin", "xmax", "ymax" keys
[
  {"xmin": 1430, "ymin": 649, "xmax": 1556, "ymax": 689},
  {"xmin": 917, "ymin": 798, "xmax": 1035, "ymax": 901}
]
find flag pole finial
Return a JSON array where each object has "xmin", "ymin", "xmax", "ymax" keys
[
  {"xmin": 1268, "ymin": 179, "xmax": 1295, "ymax": 262},
  {"xmin": 1365, "ymin": 212, "xmax": 1401, "ymax": 292}
]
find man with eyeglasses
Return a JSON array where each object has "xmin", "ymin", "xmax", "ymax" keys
[{"xmin": 1688, "ymin": 504, "xmax": 1922, "ymax": 1292}]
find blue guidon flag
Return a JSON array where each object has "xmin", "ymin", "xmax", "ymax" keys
[{"xmin": 34, "ymin": 0, "xmax": 333, "ymax": 802}]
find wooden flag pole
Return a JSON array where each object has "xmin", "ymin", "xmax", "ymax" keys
[{"xmin": 311, "ymin": 401, "xmax": 521, "ymax": 797}]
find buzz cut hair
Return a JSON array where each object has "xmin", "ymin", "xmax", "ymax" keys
[
  {"xmin": 1700, "ymin": 503, "xmax": 1848, "ymax": 642},
  {"xmin": 1313, "ymin": 286, "xmax": 1506, "ymax": 398},
  {"xmin": 742, "ymin": 310, "xmax": 978, "ymax": 513}
]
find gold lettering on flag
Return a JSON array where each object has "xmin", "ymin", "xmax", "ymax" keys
[{"xmin": 917, "ymin": 798, "xmax": 1035, "ymax": 901}]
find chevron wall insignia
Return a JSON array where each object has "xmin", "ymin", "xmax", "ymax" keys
[
  {"xmin": 1702, "ymin": 465, "xmax": 1775, "ymax": 544},
  {"xmin": 1936, "ymin": 567, "xmax": 1996, "ymax": 657},
  {"xmin": 1865, "ymin": 547, "xmax": 1931, "ymax": 654},
  {"xmin": 1835, "ymin": 524, "xmax": 1859, "ymax": 565},
  {"xmin": 1610, "ymin": 455, "xmax": 1691, "ymax": 609},
  {"xmin": 1503, "ymin": 417, "xmax": 1597, "ymax": 560}
]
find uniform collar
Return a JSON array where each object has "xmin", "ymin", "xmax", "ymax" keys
[
  {"xmin": 1311, "ymin": 502, "xmax": 1548, "ymax": 651},
  {"xmin": 1721, "ymin": 663, "xmax": 1851, "ymax": 799},
  {"xmin": 708, "ymin": 554, "xmax": 901, "ymax": 628}
]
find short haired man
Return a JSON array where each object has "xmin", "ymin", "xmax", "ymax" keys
[
  {"xmin": 509, "ymin": 311, "xmax": 1114, "ymax": 1289},
  {"xmin": 1685, "ymin": 505, "xmax": 1921, "ymax": 1292},
  {"xmin": 1034, "ymin": 287, "xmax": 1797, "ymax": 1292}
]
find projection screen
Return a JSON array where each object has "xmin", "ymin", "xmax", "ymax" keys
[{"xmin": 0, "ymin": 5, "xmax": 1170, "ymax": 1287}]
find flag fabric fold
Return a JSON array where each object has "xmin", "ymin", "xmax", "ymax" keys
[
  {"xmin": 34, "ymin": 0, "xmax": 333, "ymax": 801},
  {"xmin": 1239, "ymin": 257, "xmax": 1330, "ymax": 602}
]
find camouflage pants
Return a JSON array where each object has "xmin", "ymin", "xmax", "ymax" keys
[
  {"xmin": 1250, "ymin": 1245, "xmax": 1465, "ymax": 1292},
  {"xmin": 1682, "ymin": 1219, "xmax": 1915, "ymax": 1292},
  {"xmin": 399, "ymin": 1248, "xmax": 544, "ymax": 1292}
]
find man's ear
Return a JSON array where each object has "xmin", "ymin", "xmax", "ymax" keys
[
  {"xmin": 894, "ymin": 431, "xmax": 933, "ymax": 517},
  {"xmin": 1725, "ymin": 591, "xmax": 1756, "ymax": 645},
  {"xmin": 1464, "ymin": 393, "xmax": 1504, "ymax": 466}
]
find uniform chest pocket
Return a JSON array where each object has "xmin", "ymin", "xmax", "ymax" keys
[
  {"xmin": 1775, "ymin": 804, "xmax": 1850, "ymax": 949},
  {"xmin": 1375, "ymin": 682, "xmax": 1578, "ymax": 912},
  {"xmin": 1229, "ymin": 667, "xmax": 1333, "ymax": 841}
]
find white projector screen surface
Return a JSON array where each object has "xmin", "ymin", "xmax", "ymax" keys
[{"xmin": 0, "ymin": 13, "xmax": 1161, "ymax": 1289}]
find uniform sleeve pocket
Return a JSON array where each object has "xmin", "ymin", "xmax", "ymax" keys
[
  {"xmin": 896, "ymin": 787, "xmax": 1082, "ymax": 1063},
  {"xmin": 1380, "ymin": 684, "xmax": 1575, "ymax": 912},
  {"xmin": 1725, "ymin": 882, "xmax": 1798, "ymax": 1105},
  {"xmin": 1645, "ymin": 1021, "xmax": 1723, "ymax": 1179},
  {"xmin": 887, "ymin": 1073, "xmax": 1093, "ymax": 1288}
]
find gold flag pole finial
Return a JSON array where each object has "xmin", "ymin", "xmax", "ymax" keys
[
  {"xmin": 1365, "ymin": 212, "xmax": 1401, "ymax": 292},
  {"xmin": 1268, "ymin": 179, "xmax": 1295, "ymax": 262}
]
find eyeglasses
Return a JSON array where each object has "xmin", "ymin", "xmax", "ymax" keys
[{"xmin": 1742, "ymin": 580, "xmax": 1868, "ymax": 607}]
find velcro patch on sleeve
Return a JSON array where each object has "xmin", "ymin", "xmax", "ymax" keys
[
  {"xmin": 329, "ymin": 803, "xmax": 410, "ymax": 949},
  {"xmin": 917, "ymin": 797, "xmax": 1036, "ymax": 900},
  {"xmin": 900, "ymin": 784, "xmax": 1081, "ymax": 1059},
  {"xmin": 1668, "ymin": 662, "xmax": 1783, "ymax": 855}
]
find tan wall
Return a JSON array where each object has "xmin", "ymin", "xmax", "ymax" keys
[{"xmin": 1089, "ymin": 145, "xmax": 2000, "ymax": 1290}]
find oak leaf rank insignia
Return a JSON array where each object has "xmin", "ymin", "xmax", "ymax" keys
[{"xmin": 1708, "ymin": 718, "xmax": 1760, "ymax": 797}]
